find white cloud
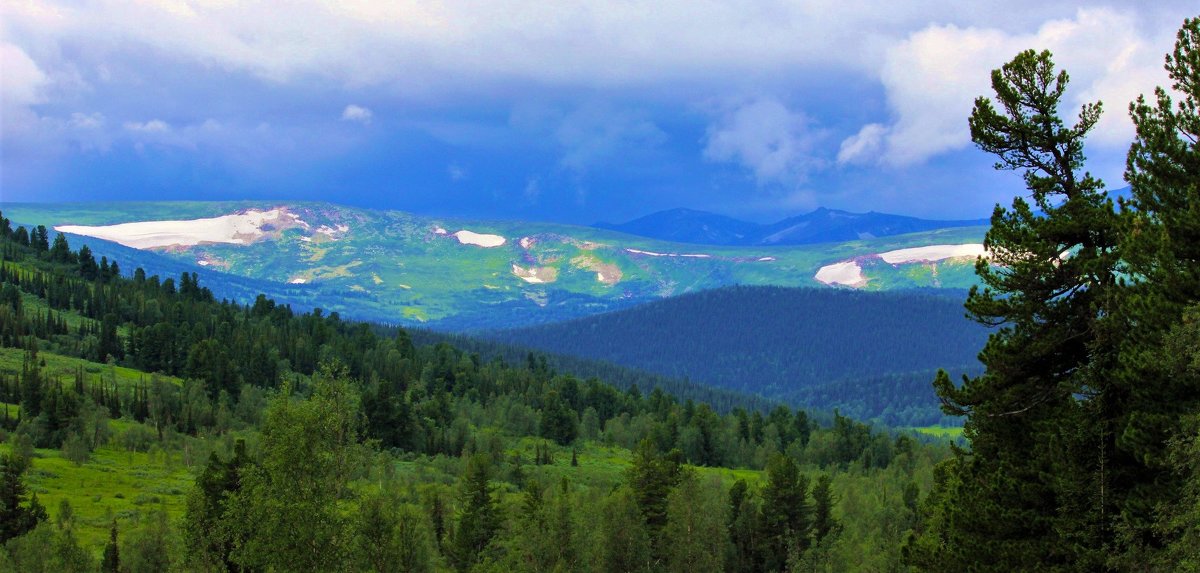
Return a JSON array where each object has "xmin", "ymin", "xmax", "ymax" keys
[
  {"xmin": 341, "ymin": 104, "xmax": 373, "ymax": 124},
  {"xmin": 837, "ymin": 123, "xmax": 887, "ymax": 165},
  {"xmin": 124, "ymin": 119, "xmax": 171, "ymax": 133},
  {"xmin": 703, "ymin": 98, "xmax": 826, "ymax": 186},
  {"xmin": 853, "ymin": 7, "xmax": 1172, "ymax": 167},
  {"xmin": 447, "ymin": 163, "xmax": 467, "ymax": 181},
  {"xmin": 69, "ymin": 112, "xmax": 104, "ymax": 129},
  {"xmin": 0, "ymin": 42, "xmax": 47, "ymax": 108},
  {"xmin": 6, "ymin": 0, "xmax": 1187, "ymax": 94}
]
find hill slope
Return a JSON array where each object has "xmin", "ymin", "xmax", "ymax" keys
[
  {"xmin": 488, "ymin": 285, "xmax": 988, "ymax": 425},
  {"xmin": 3, "ymin": 201, "xmax": 988, "ymax": 329}
]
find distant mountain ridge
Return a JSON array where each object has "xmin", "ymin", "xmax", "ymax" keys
[
  {"xmin": 596, "ymin": 207, "xmax": 989, "ymax": 246},
  {"xmin": 3, "ymin": 201, "xmax": 987, "ymax": 330}
]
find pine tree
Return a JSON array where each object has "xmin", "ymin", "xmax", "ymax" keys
[
  {"xmin": 48, "ymin": 233, "xmax": 73, "ymax": 264},
  {"xmin": 913, "ymin": 48, "xmax": 1121, "ymax": 570},
  {"xmin": 1115, "ymin": 16, "xmax": 1200, "ymax": 561},
  {"xmin": 626, "ymin": 438, "xmax": 684, "ymax": 562}
]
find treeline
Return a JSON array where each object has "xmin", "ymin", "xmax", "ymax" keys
[
  {"xmin": 0, "ymin": 211, "xmax": 947, "ymax": 571},
  {"xmin": 489, "ymin": 285, "xmax": 988, "ymax": 425}
]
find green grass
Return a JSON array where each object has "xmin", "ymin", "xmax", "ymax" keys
[
  {"xmin": 908, "ymin": 425, "xmax": 964, "ymax": 440},
  {"xmin": 0, "ymin": 347, "xmax": 183, "ymax": 389},
  {"xmin": 0, "ymin": 443, "xmax": 194, "ymax": 553},
  {"xmin": 18, "ymin": 291, "xmax": 101, "ymax": 335}
]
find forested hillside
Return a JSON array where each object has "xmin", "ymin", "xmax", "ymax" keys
[
  {"xmin": 0, "ymin": 214, "xmax": 949, "ymax": 571},
  {"xmin": 490, "ymin": 286, "xmax": 987, "ymax": 426}
]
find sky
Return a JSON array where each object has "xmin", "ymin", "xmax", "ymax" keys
[{"xmin": 1, "ymin": 1, "xmax": 1196, "ymax": 224}]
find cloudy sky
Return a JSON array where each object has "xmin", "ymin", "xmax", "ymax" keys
[{"xmin": 1, "ymin": 1, "xmax": 1195, "ymax": 224}]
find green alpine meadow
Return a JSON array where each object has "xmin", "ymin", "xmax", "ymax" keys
[{"xmin": 0, "ymin": 201, "xmax": 987, "ymax": 329}]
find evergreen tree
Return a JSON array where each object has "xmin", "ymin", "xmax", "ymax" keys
[
  {"xmin": 1115, "ymin": 16, "xmax": 1200, "ymax": 561},
  {"xmin": 30, "ymin": 226, "xmax": 49, "ymax": 253},
  {"xmin": 100, "ymin": 521, "xmax": 119, "ymax": 573},
  {"xmin": 811, "ymin": 474, "xmax": 837, "ymax": 544},
  {"xmin": 182, "ymin": 439, "xmax": 250, "ymax": 571},
  {"xmin": 450, "ymin": 453, "xmax": 501, "ymax": 571},
  {"xmin": 915, "ymin": 48, "xmax": 1120, "ymax": 570},
  {"xmin": 0, "ymin": 451, "xmax": 46, "ymax": 544},
  {"xmin": 77, "ymin": 245, "xmax": 98, "ymax": 280},
  {"xmin": 727, "ymin": 479, "xmax": 760, "ymax": 573},
  {"xmin": 47, "ymin": 233, "xmax": 73, "ymax": 264},
  {"xmin": 759, "ymin": 453, "xmax": 811, "ymax": 570},
  {"xmin": 626, "ymin": 438, "xmax": 684, "ymax": 562},
  {"xmin": 539, "ymin": 389, "xmax": 578, "ymax": 446}
]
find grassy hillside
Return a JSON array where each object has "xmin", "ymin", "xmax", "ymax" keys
[{"xmin": 2, "ymin": 201, "xmax": 988, "ymax": 329}]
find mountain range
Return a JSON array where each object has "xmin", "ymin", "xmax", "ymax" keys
[
  {"xmin": 596, "ymin": 207, "xmax": 989, "ymax": 246},
  {"xmin": 2, "ymin": 201, "xmax": 988, "ymax": 329}
]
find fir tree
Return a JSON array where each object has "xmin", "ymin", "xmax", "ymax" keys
[
  {"xmin": 101, "ymin": 521, "xmax": 119, "ymax": 573},
  {"xmin": 450, "ymin": 453, "xmax": 501, "ymax": 571}
]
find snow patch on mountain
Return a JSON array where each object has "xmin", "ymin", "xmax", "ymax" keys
[
  {"xmin": 814, "ymin": 261, "xmax": 867, "ymax": 287},
  {"xmin": 55, "ymin": 208, "xmax": 307, "ymax": 250},
  {"xmin": 454, "ymin": 230, "xmax": 506, "ymax": 247},
  {"xmin": 878, "ymin": 244, "xmax": 986, "ymax": 264}
]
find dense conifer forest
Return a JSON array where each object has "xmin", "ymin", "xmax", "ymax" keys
[{"xmin": 488, "ymin": 285, "xmax": 987, "ymax": 426}]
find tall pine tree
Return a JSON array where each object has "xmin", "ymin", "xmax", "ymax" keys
[{"xmin": 911, "ymin": 48, "xmax": 1121, "ymax": 570}]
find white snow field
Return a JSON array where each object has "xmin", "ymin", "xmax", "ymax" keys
[
  {"xmin": 814, "ymin": 261, "xmax": 867, "ymax": 287},
  {"xmin": 878, "ymin": 244, "xmax": 986, "ymax": 264},
  {"xmin": 55, "ymin": 209, "xmax": 306, "ymax": 250},
  {"xmin": 453, "ymin": 230, "xmax": 506, "ymax": 247},
  {"xmin": 813, "ymin": 243, "xmax": 986, "ymax": 287}
]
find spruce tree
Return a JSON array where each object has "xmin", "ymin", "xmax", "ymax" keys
[
  {"xmin": 759, "ymin": 454, "xmax": 810, "ymax": 570},
  {"xmin": 0, "ymin": 451, "xmax": 45, "ymax": 544},
  {"xmin": 811, "ymin": 473, "xmax": 837, "ymax": 544},
  {"xmin": 450, "ymin": 453, "xmax": 501, "ymax": 571},
  {"xmin": 100, "ymin": 521, "xmax": 119, "ymax": 573}
]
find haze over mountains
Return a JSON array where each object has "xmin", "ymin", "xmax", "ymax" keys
[{"xmin": 596, "ymin": 207, "xmax": 989, "ymax": 246}]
